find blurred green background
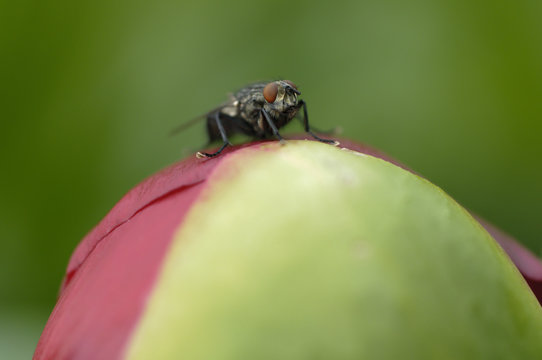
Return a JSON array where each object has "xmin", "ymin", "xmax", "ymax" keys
[{"xmin": 1, "ymin": 0, "xmax": 541, "ymax": 358}]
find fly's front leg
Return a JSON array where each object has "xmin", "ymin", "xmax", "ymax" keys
[
  {"xmin": 196, "ymin": 112, "xmax": 232, "ymax": 158},
  {"xmin": 261, "ymin": 109, "xmax": 286, "ymax": 144},
  {"xmin": 299, "ymin": 100, "xmax": 339, "ymax": 145}
]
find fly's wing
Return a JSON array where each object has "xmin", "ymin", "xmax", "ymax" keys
[
  {"xmin": 169, "ymin": 114, "xmax": 206, "ymax": 136},
  {"xmin": 169, "ymin": 94, "xmax": 238, "ymax": 136}
]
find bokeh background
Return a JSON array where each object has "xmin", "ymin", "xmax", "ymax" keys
[{"xmin": 1, "ymin": 0, "xmax": 541, "ymax": 358}]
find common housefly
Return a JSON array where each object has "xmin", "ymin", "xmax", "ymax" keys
[{"xmin": 172, "ymin": 80, "xmax": 338, "ymax": 158}]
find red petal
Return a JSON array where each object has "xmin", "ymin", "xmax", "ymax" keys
[{"xmin": 35, "ymin": 152, "xmax": 224, "ymax": 359}]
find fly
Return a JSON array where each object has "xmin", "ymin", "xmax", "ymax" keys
[{"xmin": 171, "ymin": 80, "xmax": 338, "ymax": 158}]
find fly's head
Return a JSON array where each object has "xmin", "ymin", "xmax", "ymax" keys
[{"xmin": 262, "ymin": 80, "xmax": 301, "ymax": 119}]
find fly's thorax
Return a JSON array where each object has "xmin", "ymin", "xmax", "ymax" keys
[{"xmin": 238, "ymin": 92, "xmax": 265, "ymax": 125}]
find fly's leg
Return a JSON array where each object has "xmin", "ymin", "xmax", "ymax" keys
[
  {"xmin": 196, "ymin": 112, "xmax": 232, "ymax": 158},
  {"xmin": 299, "ymin": 100, "xmax": 339, "ymax": 145},
  {"xmin": 196, "ymin": 142, "xmax": 229, "ymax": 159},
  {"xmin": 261, "ymin": 109, "xmax": 286, "ymax": 144}
]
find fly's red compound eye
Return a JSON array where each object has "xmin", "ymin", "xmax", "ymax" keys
[
  {"xmin": 284, "ymin": 80, "xmax": 297, "ymax": 90},
  {"xmin": 263, "ymin": 82, "xmax": 279, "ymax": 103}
]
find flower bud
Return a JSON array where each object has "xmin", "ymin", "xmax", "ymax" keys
[{"xmin": 35, "ymin": 140, "xmax": 542, "ymax": 360}]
